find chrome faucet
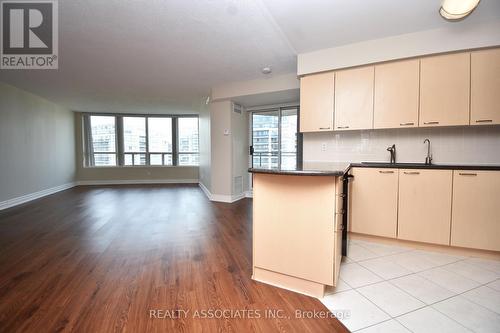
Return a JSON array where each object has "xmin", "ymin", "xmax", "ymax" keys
[
  {"xmin": 424, "ymin": 138, "xmax": 432, "ymax": 165},
  {"xmin": 387, "ymin": 144, "xmax": 396, "ymax": 164}
]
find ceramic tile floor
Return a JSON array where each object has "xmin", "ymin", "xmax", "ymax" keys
[{"xmin": 321, "ymin": 238, "xmax": 500, "ymax": 332}]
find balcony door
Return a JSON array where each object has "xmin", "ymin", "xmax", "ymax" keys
[{"xmin": 251, "ymin": 106, "xmax": 300, "ymax": 170}]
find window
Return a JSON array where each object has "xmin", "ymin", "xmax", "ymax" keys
[
  {"xmin": 89, "ymin": 116, "xmax": 117, "ymax": 166},
  {"xmin": 178, "ymin": 117, "xmax": 199, "ymax": 166},
  {"xmin": 123, "ymin": 117, "xmax": 146, "ymax": 166},
  {"xmin": 84, "ymin": 114, "xmax": 198, "ymax": 167},
  {"xmin": 251, "ymin": 107, "xmax": 300, "ymax": 170},
  {"xmin": 148, "ymin": 117, "xmax": 173, "ymax": 166}
]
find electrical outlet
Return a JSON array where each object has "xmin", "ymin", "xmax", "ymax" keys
[{"xmin": 321, "ymin": 142, "xmax": 327, "ymax": 152}]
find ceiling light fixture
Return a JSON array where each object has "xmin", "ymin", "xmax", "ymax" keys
[
  {"xmin": 261, "ymin": 66, "xmax": 272, "ymax": 75},
  {"xmin": 440, "ymin": 0, "xmax": 481, "ymax": 21}
]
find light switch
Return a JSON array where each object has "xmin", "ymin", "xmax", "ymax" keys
[{"xmin": 224, "ymin": 129, "xmax": 230, "ymax": 136}]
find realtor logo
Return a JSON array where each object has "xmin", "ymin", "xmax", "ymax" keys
[{"xmin": 1, "ymin": 0, "xmax": 58, "ymax": 69}]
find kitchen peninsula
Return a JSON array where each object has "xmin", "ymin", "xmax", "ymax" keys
[{"xmin": 249, "ymin": 162, "xmax": 350, "ymax": 298}]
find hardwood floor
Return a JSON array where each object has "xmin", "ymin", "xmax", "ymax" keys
[{"xmin": 0, "ymin": 185, "xmax": 348, "ymax": 333}]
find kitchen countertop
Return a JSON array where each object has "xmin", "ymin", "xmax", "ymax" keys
[
  {"xmin": 248, "ymin": 162, "xmax": 351, "ymax": 176},
  {"xmin": 249, "ymin": 161, "xmax": 500, "ymax": 176},
  {"xmin": 350, "ymin": 162, "xmax": 500, "ymax": 171}
]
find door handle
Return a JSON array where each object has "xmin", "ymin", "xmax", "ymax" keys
[
  {"xmin": 423, "ymin": 121, "xmax": 439, "ymax": 125},
  {"xmin": 475, "ymin": 119, "xmax": 493, "ymax": 123},
  {"xmin": 400, "ymin": 122, "xmax": 414, "ymax": 126},
  {"xmin": 403, "ymin": 171, "xmax": 420, "ymax": 175},
  {"xmin": 379, "ymin": 170, "xmax": 395, "ymax": 174},
  {"xmin": 459, "ymin": 172, "xmax": 477, "ymax": 176},
  {"xmin": 337, "ymin": 126, "xmax": 349, "ymax": 129},
  {"xmin": 319, "ymin": 127, "xmax": 331, "ymax": 130}
]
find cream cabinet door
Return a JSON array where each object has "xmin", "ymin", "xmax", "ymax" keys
[
  {"xmin": 253, "ymin": 174, "xmax": 336, "ymax": 285},
  {"xmin": 471, "ymin": 49, "xmax": 500, "ymax": 125},
  {"xmin": 374, "ymin": 59, "xmax": 419, "ymax": 129},
  {"xmin": 334, "ymin": 66, "xmax": 374, "ymax": 131},
  {"xmin": 398, "ymin": 169, "xmax": 453, "ymax": 245},
  {"xmin": 350, "ymin": 168, "xmax": 399, "ymax": 238},
  {"xmin": 451, "ymin": 171, "xmax": 500, "ymax": 251},
  {"xmin": 420, "ymin": 53, "xmax": 470, "ymax": 127},
  {"xmin": 300, "ymin": 72, "xmax": 335, "ymax": 132}
]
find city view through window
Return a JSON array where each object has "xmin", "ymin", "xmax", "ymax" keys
[
  {"xmin": 252, "ymin": 107, "xmax": 298, "ymax": 170},
  {"xmin": 89, "ymin": 115, "xmax": 198, "ymax": 167}
]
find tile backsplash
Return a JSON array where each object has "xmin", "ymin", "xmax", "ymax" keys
[{"xmin": 303, "ymin": 126, "xmax": 500, "ymax": 165}]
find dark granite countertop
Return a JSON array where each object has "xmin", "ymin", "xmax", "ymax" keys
[
  {"xmin": 249, "ymin": 161, "xmax": 500, "ymax": 176},
  {"xmin": 350, "ymin": 162, "xmax": 500, "ymax": 171},
  {"xmin": 248, "ymin": 162, "xmax": 350, "ymax": 176}
]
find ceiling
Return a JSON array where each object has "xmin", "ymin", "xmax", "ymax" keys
[
  {"xmin": 0, "ymin": 0, "xmax": 296, "ymax": 113},
  {"xmin": 263, "ymin": 0, "xmax": 500, "ymax": 53},
  {"xmin": 1, "ymin": 0, "xmax": 499, "ymax": 112}
]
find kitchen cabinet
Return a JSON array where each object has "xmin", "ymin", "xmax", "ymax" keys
[
  {"xmin": 350, "ymin": 168, "xmax": 399, "ymax": 238},
  {"xmin": 374, "ymin": 59, "xmax": 420, "ymax": 129},
  {"xmin": 419, "ymin": 53, "xmax": 470, "ymax": 127},
  {"xmin": 471, "ymin": 48, "xmax": 500, "ymax": 125},
  {"xmin": 398, "ymin": 169, "xmax": 453, "ymax": 245},
  {"xmin": 253, "ymin": 173, "xmax": 342, "ymax": 297},
  {"xmin": 334, "ymin": 66, "xmax": 374, "ymax": 131},
  {"xmin": 451, "ymin": 171, "xmax": 500, "ymax": 251},
  {"xmin": 300, "ymin": 72, "xmax": 335, "ymax": 132}
]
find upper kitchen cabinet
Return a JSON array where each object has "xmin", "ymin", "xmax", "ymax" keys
[
  {"xmin": 374, "ymin": 59, "xmax": 419, "ymax": 129},
  {"xmin": 334, "ymin": 66, "xmax": 374, "ymax": 131},
  {"xmin": 471, "ymin": 48, "xmax": 500, "ymax": 125},
  {"xmin": 300, "ymin": 72, "xmax": 335, "ymax": 132},
  {"xmin": 419, "ymin": 53, "xmax": 470, "ymax": 127}
]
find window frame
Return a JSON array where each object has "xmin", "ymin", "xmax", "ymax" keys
[{"xmin": 83, "ymin": 113, "xmax": 199, "ymax": 168}]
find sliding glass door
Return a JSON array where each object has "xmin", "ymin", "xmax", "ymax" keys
[{"xmin": 251, "ymin": 107, "xmax": 300, "ymax": 170}]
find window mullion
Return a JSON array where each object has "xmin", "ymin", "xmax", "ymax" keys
[
  {"xmin": 116, "ymin": 116, "xmax": 124, "ymax": 166},
  {"xmin": 145, "ymin": 117, "xmax": 150, "ymax": 166},
  {"xmin": 172, "ymin": 117, "xmax": 178, "ymax": 166}
]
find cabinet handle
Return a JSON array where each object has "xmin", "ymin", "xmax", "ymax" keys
[
  {"xmin": 423, "ymin": 121, "xmax": 439, "ymax": 125},
  {"xmin": 475, "ymin": 119, "xmax": 493, "ymax": 123},
  {"xmin": 379, "ymin": 170, "xmax": 394, "ymax": 174},
  {"xmin": 400, "ymin": 122, "xmax": 414, "ymax": 126},
  {"xmin": 319, "ymin": 127, "xmax": 331, "ymax": 130},
  {"xmin": 404, "ymin": 171, "xmax": 420, "ymax": 175},
  {"xmin": 337, "ymin": 126, "xmax": 349, "ymax": 129},
  {"xmin": 459, "ymin": 172, "xmax": 477, "ymax": 176}
]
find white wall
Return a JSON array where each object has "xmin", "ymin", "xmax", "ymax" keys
[
  {"xmin": 0, "ymin": 83, "xmax": 76, "ymax": 202},
  {"xmin": 198, "ymin": 101, "xmax": 212, "ymax": 191},
  {"xmin": 205, "ymin": 101, "xmax": 249, "ymax": 201},
  {"xmin": 231, "ymin": 106, "xmax": 249, "ymax": 196},
  {"xmin": 304, "ymin": 126, "xmax": 500, "ymax": 165},
  {"xmin": 211, "ymin": 73, "xmax": 299, "ymax": 101},
  {"xmin": 298, "ymin": 19, "xmax": 500, "ymax": 75},
  {"xmin": 209, "ymin": 101, "xmax": 233, "ymax": 197}
]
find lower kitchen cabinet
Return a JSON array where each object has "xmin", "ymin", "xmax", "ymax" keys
[
  {"xmin": 398, "ymin": 169, "xmax": 453, "ymax": 245},
  {"xmin": 350, "ymin": 168, "xmax": 399, "ymax": 238},
  {"xmin": 451, "ymin": 171, "xmax": 500, "ymax": 251}
]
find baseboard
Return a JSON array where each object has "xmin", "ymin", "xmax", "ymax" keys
[
  {"xmin": 75, "ymin": 179, "xmax": 199, "ymax": 186},
  {"xmin": 0, "ymin": 182, "xmax": 76, "ymax": 211},
  {"xmin": 198, "ymin": 182, "xmax": 212, "ymax": 199},
  {"xmin": 198, "ymin": 183, "xmax": 247, "ymax": 203}
]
